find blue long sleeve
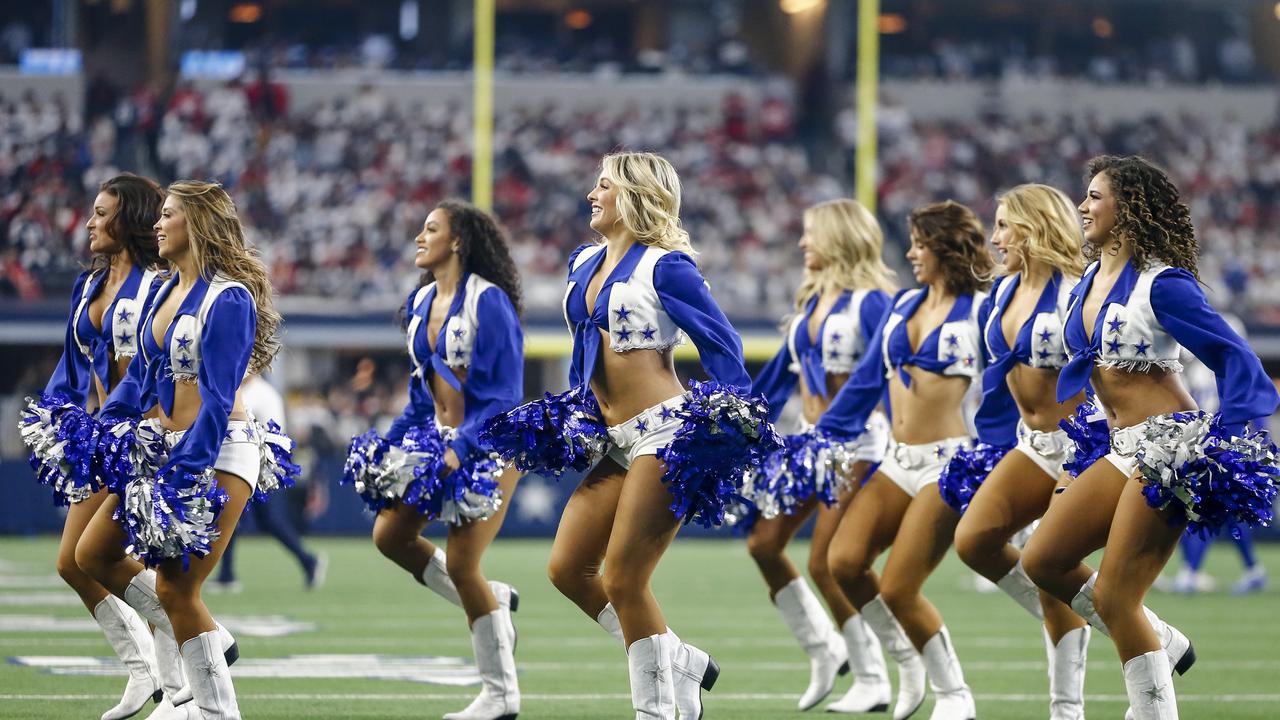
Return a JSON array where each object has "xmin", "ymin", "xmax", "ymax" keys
[
  {"xmin": 816, "ymin": 308, "xmax": 891, "ymax": 440},
  {"xmin": 858, "ymin": 291, "xmax": 892, "ymax": 350},
  {"xmin": 1150, "ymin": 270, "xmax": 1279, "ymax": 431},
  {"xmin": 160, "ymin": 289, "xmax": 255, "ymax": 478},
  {"xmin": 751, "ymin": 339, "xmax": 798, "ymax": 424},
  {"xmin": 450, "ymin": 288, "xmax": 525, "ymax": 460},
  {"xmin": 653, "ymin": 252, "xmax": 750, "ymax": 391},
  {"xmin": 44, "ymin": 272, "xmax": 92, "ymax": 406},
  {"xmin": 99, "ymin": 344, "xmax": 155, "ymax": 421}
]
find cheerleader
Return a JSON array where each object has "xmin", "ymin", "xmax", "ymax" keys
[
  {"xmin": 1021, "ymin": 156, "xmax": 1279, "ymax": 719},
  {"xmin": 74, "ymin": 181, "xmax": 295, "ymax": 720},
  {"xmin": 20, "ymin": 174, "xmax": 166, "ymax": 720},
  {"xmin": 818, "ymin": 201, "xmax": 993, "ymax": 720},
  {"xmin": 482, "ymin": 152, "xmax": 775, "ymax": 719},
  {"xmin": 944, "ymin": 184, "xmax": 1091, "ymax": 719},
  {"xmin": 747, "ymin": 199, "xmax": 896, "ymax": 712},
  {"xmin": 342, "ymin": 200, "xmax": 524, "ymax": 720}
]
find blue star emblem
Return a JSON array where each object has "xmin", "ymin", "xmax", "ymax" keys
[
  {"xmin": 945, "ymin": 352, "xmax": 957, "ymax": 361},
  {"xmin": 177, "ymin": 335, "xmax": 193, "ymax": 350},
  {"xmin": 616, "ymin": 328, "xmax": 632, "ymax": 342},
  {"xmin": 224, "ymin": 428, "xmax": 236, "ymax": 440},
  {"xmin": 947, "ymin": 334, "xmax": 960, "ymax": 347},
  {"xmin": 453, "ymin": 348, "xmax": 466, "ymax": 359},
  {"xmin": 963, "ymin": 355, "xmax": 975, "ymax": 367},
  {"xmin": 934, "ymin": 446, "xmax": 947, "ymax": 458},
  {"xmin": 830, "ymin": 332, "xmax": 843, "ymax": 344},
  {"xmin": 1134, "ymin": 340, "xmax": 1150, "ymax": 356},
  {"xmin": 614, "ymin": 305, "xmax": 632, "ymax": 323},
  {"xmin": 659, "ymin": 406, "xmax": 674, "ymax": 420},
  {"xmin": 178, "ymin": 356, "xmax": 193, "ymax": 369},
  {"xmin": 117, "ymin": 307, "xmax": 133, "ymax": 322},
  {"xmin": 452, "ymin": 328, "xmax": 465, "ymax": 339},
  {"xmin": 117, "ymin": 331, "xmax": 132, "ymax": 345},
  {"xmin": 1107, "ymin": 317, "xmax": 1125, "ymax": 333},
  {"xmin": 635, "ymin": 419, "xmax": 648, "ymax": 433},
  {"xmin": 1106, "ymin": 338, "xmax": 1123, "ymax": 354},
  {"xmin": 1037, "ymin": 349, "xmax": 1052, "ymax": 360},
  {"xmin": 828, "ymin": 349, "xmax": 841, "ymax": 360},
  {"xmin": 641, "ymin": 326, "xmax": 656, "ymax": 340},
  {"xmin": 1038, "ymin": 329, "xmax": 1053, "ymax": 344},
  {"xmin": 243, "ymin": 424, "xmax": 255, "ymax": 438}
]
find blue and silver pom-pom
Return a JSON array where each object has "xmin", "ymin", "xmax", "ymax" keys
[
  {"xmin": 478, "ymin": 390, "xmax": 608, "ymax": 480},
  {"xmin": 655, "ymin": 381, "xmax": 783, "ymax": 528},
  {"xmin": 1133, "ymin": 411, "xmax": 1279, "ymax": 536},
  {"xmin": 114, "ymin": 466, "xmax": 229, "ymax": 569},
  {"xmin": 720, "ymin": 497, "xmax": 760, "ymax": 536},
  {"xmin": 20, "ymin": 394, "xmax": 103, "ymax": 505},
  {"xmin": 414, "ymin": 454, "xmax": 505, "ymax": 525},
  {"xmin": 1059, "ymin": 401, "xmax": 1111, "ymax": 478},
  {"xmin": 938, "ymin": 442, "xmax": 1012, "ymax": 515},
  {"xmin": 341, "ymin": 427, "xmax": 446, "ymax": 513},
  {"xmin": 253, "ymin": 419, "xmax": 301, "ymax": 502},
  {"xmin": 754, "ymin": 430, "xmax": 855, "ymax": 517}
]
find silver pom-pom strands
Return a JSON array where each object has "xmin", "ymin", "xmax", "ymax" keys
[
  {"xmin": 115, "ymin": 467, "xmax": 228, "ymax": 568},
  {"xmin": 20, "ymin": 394, "xmax": 102, "ymax": 505}
]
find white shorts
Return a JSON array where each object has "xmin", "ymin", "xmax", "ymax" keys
[
  {"xmin": 605, "ymin": 396, "xmax": 685, "ymax": 470},
  {"xmin": 1012, "ymin": 420, "xmax": 1071, "ymax": 480},
  {"xmin": 142, "ymin": 418, "xmax": 263, "ymax": 490},
  {"xmin": 877, "ymin": 436, "xmax": 970, "ymax": 498},
  {"xmin": 800, "ymin": 411, "xmax": 891, "ymax": 465}
]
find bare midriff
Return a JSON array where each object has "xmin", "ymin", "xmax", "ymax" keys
[
  {"xmin": 886, "ymin": 367, "xmax": 971, "ymax": 445},
  {"xmin": 158, "ymin": 381, "xmax": 248, "ymax": 432},
  {"xmin": 590, "ymin": 328, "xmax": 685, "ymax": 426},
  {"xmin": 1007, "ymin": 363, "xmax": 1086, "ymax": 433},
  {"xmin": 799, "ymin": 372, "xmax": 849, "ymax": 426},
  {"xmin": 429, "ymin": 368, "xmax": 468, "ymax": 429},
  {"xmin": 1090, "ymin": 365, "xmax": 1196, "ymax": 430}
]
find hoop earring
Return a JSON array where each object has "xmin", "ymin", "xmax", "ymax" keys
[{"xmin": 1106, "ymin": 237, "xmax": 1122, "ymax": 256}]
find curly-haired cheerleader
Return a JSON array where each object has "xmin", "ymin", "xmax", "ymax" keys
[
  {"xmin": 74, "ymin": 181, "xmax": 296, "ymax": 720},
  {"xmin": 1021, "ymin": 156, "xmax": 1279, "ymax": 719},
  {"xmin": 747, "ymin": 199, "xmax": 896, "ymax": 712},
  {"xmin": 943, "ymin": 184, "xmax": 1092, "ymax": 719},
  {"xmin": 20, "ymin": 174, "xmax": 167, "ymax": 720},
  {"xmin": 818, "ymin": 201, "xmax": 993, "ymax": 720},
  {"xmin": 481, "ymin": 152, "xmax": 777, "ymax": 719},
  {"xmin": 343, "ymin": 200, "xmax": 525, "ymax": 720}
]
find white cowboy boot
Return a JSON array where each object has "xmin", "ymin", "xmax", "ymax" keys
[
  {"xmin": 919, "ymin": 627, "xmax": 975, "ymax": 720},
  {"xmin": 1123, "ymin": 651, "xmax": 1178, "ymax": 719},
  {"xmin": 1072, "ymin": 572, "xmax": 1194, "ymax": 674},
  {"xmin": 628, "ymin": 633, "xmax": 676, "ymax": 720},
  {"xmin": 444, "ymin": 609, "xmax": 520, "ymax": 720},
  {"xmin": 826, "ymin": 614, "xmax": 891, "ymax": 714},
  {"xmin": 1045, "ymin": 625, "xmax": 1089, "ymax": 720},
  {"xmin": 772, "ymin": 578, "xmax": 849, "ymax": 710},
  {"xmin": 179, "ymin": 630, "xmax": 240, "ymax": 719},
  {"xmin": 670, "ymin": 633, "xmax": 719, "ymax": 720},
  {"xmin": 996, "ymin": 561, "xmax": 1044, "ymax": 621},
  {"xmin": 859, "ymin": 596, "xmax": 926, "ymax": 720},
  {"xmin": 95, "ymin": 595, "xmax": 162, "ymax": 720}
]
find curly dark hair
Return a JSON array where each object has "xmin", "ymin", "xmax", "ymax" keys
[
  {"xmin": 1083, "ymin": 155, "xmax": 1199, "ymax": 279},
  {"xmin": 408, "ymin": 200, "xmax": 523, "ymax": 319},
  {"xmin": 88, "ymin": 173, "xmax": 164, "ymax": 274},
  {"xmin": 908, "ymin": 200, "xmax": 994, "ymax": 296}
]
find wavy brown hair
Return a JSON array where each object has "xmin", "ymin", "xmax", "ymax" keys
[
  {"xmin": 413, "ymin": 200, "xmax": 523, "ymax": 317},
  {"xmin": 166, "ymin": 181, "xmax": 282, "ymax": 373},
  {"xmin": 89, "ymin": 173, "xmax": 164, "ymax": 274},
  {"xmin": 1083, "ymin": 155, "xmax": 1199, "ymax": 279},
  {"xmin": 908, "ymin": 200, "xmax": 994, "ymax": 296}
]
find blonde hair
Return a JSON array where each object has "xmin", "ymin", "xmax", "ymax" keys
[
  {"xmin": 996, "ymin": 184, "xmax": 1086, "ymax": 278},
  {"xmin": 599, "ymin": 152, "xmax": 696, "ymax": 258},
  {"xmin": 794, "ymin": 199, "xmax": 896, "ymax": 310},
  {"xmin": 166, "ymin": 181, "xmax": 282, "ymax": 374}
]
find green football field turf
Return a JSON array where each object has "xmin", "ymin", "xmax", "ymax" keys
[{"xmin": 1, "ymin": 535, "xmax": 1277, "ymax": 719}]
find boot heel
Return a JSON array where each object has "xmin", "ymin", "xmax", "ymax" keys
[
  {"xmin": 700, "ymin": 656, "xmax": 720, "ymax": 691},
  {"xmin": 1174, "ymin": 643, "xmax": 1195, "ymax": 675},
  {"xmin": 508, "ymin": 589, "xmax": 519, "ymax": 613},
  {"xmin": 837, "ymin": 660, "xmax": 851, "ymax": 676},
  {"xmin": 151, "ymin": 688, "xmax": 163, "ymax": 704},
  {"xmin": 224, "ymin": 641, "xmax": 240, "ymax": 666}
]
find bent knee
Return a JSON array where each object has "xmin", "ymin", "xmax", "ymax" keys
[
  {"xmin": 154, "ymin": 577, "xmax": 193, "ymax": 616},
  {"xmin": 56, "ymin": 552, "xmax": 91, "ymax": 586},
  {"xmin": 444, "ymin": 553, "xmax": 480, "ymax": 585},
  {"xmin": 953, "ymin": 521, "xmax": 1001, "ymax": 571},
  {"xmin": 827, "ymin": 545, "xmax": 873, "ymax": 586},
  {"xmin": 601, "ymin": 569, "xmax": 645, "ymax": 606},
  {"xmin": 806, "ymin": 555, "xmax": 833, "ymax": 584},
  {"xmin": 371, "ymin": 524, "xmax": 410, "ymax": 559},
  {"xmin": 746, "ymin": 530, "xmax": 787, "ymax": 563},
  {"xmin": 547, "ymin": 555, "xmax": 590, "ymax": 597}
]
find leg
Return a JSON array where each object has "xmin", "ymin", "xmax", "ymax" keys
[
  {"xmin": 372, "ymin": 500, "xmax": 434, "ymax": 578},
  {"xmin": 600, "ymin": 456, "xmax": 683, "ymax": 645},
  {"xmin": 215, "ymin": 533, "xmax": 237, "ymax": 584},
  {"xmin": 745, "ymin": 502, "xmax": 815, "ymax": 598},
  {"xmin": 954, "ymin": 450, "xmax": 1054, "ymax": 582},
  {"xmin": 57, "ymin": 488, "xmax": 114, "ymax": 612},
  {"xmin": 807, "ymin": 462, "xmax": 868, "ymax": 627},
  {"xmin": 1021, "ymin": 458, "xmax": 1125, "ymax": 605},
  {"xmin": 826, "ymin": 473, "xmax": 910, "ymax": 609},
  {"xmin": 446, "ymin": 471, "xmax": 522, "ymax": 625},
  {"xmin": 547, "ymin": 458, "xmax": 625, "ymax": 620},
  {"xmin": 75, "ymin": 493, "xmax": 148, "ymax": 598}
]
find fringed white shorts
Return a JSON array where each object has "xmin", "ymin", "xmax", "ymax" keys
[
  {"xmin": 1013, "ymin": 421, "xmax": 1071, "ymax": 480},
  {"xmin": 878, "ymin": 436, "xmax": 970, "ymax": 498},
  {"xmin": 605, "ymin": 396, "xmax": 686, "ymax": 470}
]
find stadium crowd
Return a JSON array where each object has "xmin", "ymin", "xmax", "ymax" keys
[{"xmin": 3, "ymin": 80, "xmax": 1280, "ymax": 322}]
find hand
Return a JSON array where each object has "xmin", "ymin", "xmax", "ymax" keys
[{"xmin": 441, "ymin": 447, "xmax": 461, "ymax": 475}]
